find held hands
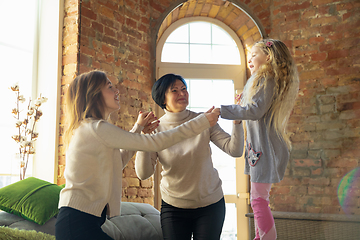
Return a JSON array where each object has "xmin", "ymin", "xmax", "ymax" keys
[
  {"xmin": 136, "ymin": 111, "xmax": 159, "ymax": 134},
  {"xmin": 204, "ymin": 106, "xmax": 220, "ymax": 127}
]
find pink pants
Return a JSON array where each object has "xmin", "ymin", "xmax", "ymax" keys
[{"xmin": 250, "ymin": 182, "xmax": 277, "ymax": 240}]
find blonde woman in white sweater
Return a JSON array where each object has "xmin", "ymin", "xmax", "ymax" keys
[
  {"xmin": 55, "ymin": 70, "xmax": 220, "ymax": 240},
  {"xmin": 135, "ymin": 74, "xmax": 244, "ymax": 240}
]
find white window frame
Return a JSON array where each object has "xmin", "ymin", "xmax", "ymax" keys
[{"xmin": 33, "ymin": 0, "xmax": 64, "ymax": 183}]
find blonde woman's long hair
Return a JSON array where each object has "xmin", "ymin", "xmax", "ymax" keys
[
  {"xmin": 241, "ymin": 39, "xmax": 299, "ymax": 150},
  {"xmin": 64, "ymin": 70, "xmax": 108, "ymax": 148}
]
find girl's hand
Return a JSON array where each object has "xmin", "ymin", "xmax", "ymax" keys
[
  {"xmin": 211, "ymin": 107, "xmax": 221, "ymax": 115},
  {"xmin": 234, "ymin": 94, "xmax": 242, "ymax": 124},
  {"xmin": 204, "ymin": 106, "xmax": 220, "ymax": 127},
  {"xmin": 235, "ymin": 93, "xmax": 243, "ymax": 105},
  {"xmin": 137, "ymin": 111, "xmax": 159, "ymax": 134}
]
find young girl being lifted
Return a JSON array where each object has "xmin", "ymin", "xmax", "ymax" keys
[{"xmin": 220, "ymin": 39, "xmax": 299, "ymax": 240}]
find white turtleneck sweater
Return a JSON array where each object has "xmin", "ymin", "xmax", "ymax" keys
[{"xmin": 135, "ymin": 109, "xmax": 244, "ymax": 209}]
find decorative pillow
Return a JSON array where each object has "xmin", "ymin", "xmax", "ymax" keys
[{"xmin": 0, "ymin": 177, "xmax": 63, "ymax": 225}]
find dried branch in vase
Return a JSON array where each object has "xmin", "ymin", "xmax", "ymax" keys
[{"xmin": 10, "ymin": 83, "xmax": 47, "ymax": 180}]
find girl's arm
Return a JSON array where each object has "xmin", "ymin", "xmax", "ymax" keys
[
  {"xmin": 135, "ymin": 151, "xmax": 158, "ymax": 180},
  {"xmin": 210, "ymin": 122, "xmax": 244, "ymax": 157},
  {"xmin": 221, "ymin": 80, "xmax": 275, "ymax": 121}
]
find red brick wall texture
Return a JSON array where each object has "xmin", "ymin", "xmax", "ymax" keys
[{"xmin": 58, "ymin": 0, "xmax": 360, "ymax": 215}]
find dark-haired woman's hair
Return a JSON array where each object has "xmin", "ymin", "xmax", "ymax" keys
[{"xmin": 152, "ymin": 73, "xmax": 187, "ymax": 109}]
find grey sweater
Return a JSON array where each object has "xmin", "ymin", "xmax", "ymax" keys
[
  {"xmin": 135, "ymin": 109, "xmax": 244, "ymax": 209},
  {"xmin": 221, "ymin": 79, "xmax": 289, "ymax": 183}
]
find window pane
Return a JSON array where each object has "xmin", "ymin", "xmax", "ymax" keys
[
  {"xmin": 212, "ymin": 24, "xmax": 235, "ymax": 45},
  {"xmin": 213, "ymin": 80, "xmax": 235, "ymax": 104},
  {"xmin": 0, "ymin": 1, "xmax": 38, "ymax": 186},
  {"xmin": 222, "ymin": 203, "xmax": 237, "ymax": 240},
  {"xmin": 162, "ymin": 21, "xmax": 241, "ymax": 65},
  {"xmin": 189, "ymin": 22, "xmax": 211, "ymax": 44},
  {"xmin": 212, "ymin": 45, "xmax": 241, "ymax": 65},
  {"xmin": 186, "ymin": 79, "xmax": 236, "ymax": 196},
  {"xmin": 161, "ymin": 43, "xmax": 189, "ymax": 63},
  {"xmin": 211, "ymin": 136, "xmax": 236, "ymax": 195},
  {"xmin": 165, "ymin": 24, "xmax": 188, "ymax": 43},
  {"xmin": 189, "ymin": 44, "xmax": 211, "ymax": 64},
  {"xmin": 0, "ymin": 1, "xmax": 37, "ymax": 50},
  {"xmin": 0, "ymin": 177, "xmax": 12, "ymax": 189},
  {"xmin": 0, "ymin": 46, "xmax": 33, "ymax": 96},
  {"xmin": 210, "ymin": 80, "xmax": 236, "ymax": 195},
  {"xmin": 0, "ymin": 45, "xmax": 35, "ymax": 184},
  {"xmin": 187, "ymin": 80, "xmax": 213, "ymax": 108}
]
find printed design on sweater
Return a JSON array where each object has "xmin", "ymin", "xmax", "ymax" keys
[{"xmin": 247, "ymin": 143, "xmax": 262, "ymax": 166}]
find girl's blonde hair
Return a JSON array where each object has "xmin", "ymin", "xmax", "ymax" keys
[
  {"xmin": 241, "ymin": 39, "xmax": 299, "ymax": 149},
  {"xmin": 64, "ymin": 70, "xmax": 108, "ymax": 148}
]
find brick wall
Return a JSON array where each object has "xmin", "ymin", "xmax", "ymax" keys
[
  {"xmin": 58, "ymin": 0, "xmax": 360, "ymax": 214},
  {"xmin": 269, "ymin": 0, "xmax": 360, "ymax": 215},
  {"xmin": 57, "ymin": 0, "xmax": 80, "ymax": 186}
]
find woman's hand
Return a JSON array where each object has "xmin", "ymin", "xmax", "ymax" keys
[
  {"xmin": 136, "ymin": 111, "xmax": 159, "ymax": 134},
  {"xmin": 204, "ymin": 106, "xmax": 220, "ymax": 127}
]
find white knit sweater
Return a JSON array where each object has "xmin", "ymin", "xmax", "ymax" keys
[
  {"xmin": 59, "ymin": 114, "xmax": 210, "ymax": 217},
  {"xmin": 135, "ymin": 109, "xmax": 244, "ymax": 209}
]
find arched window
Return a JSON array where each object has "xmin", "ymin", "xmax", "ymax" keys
[
  {"xmin": 161, "ymin": 21, "xmax": 240, "ymax": 65},
  {"xmin": 156, "ymin": 17, "xmax": 248, "ymax": 239},
  {"xmin": 157, "ymin": 17, "xmax": 246, "ymax": 95}
]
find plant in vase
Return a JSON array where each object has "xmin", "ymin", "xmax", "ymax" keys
[{"xmin": 10, "ymin": 83, "xmax": 47, "ymax": 180}]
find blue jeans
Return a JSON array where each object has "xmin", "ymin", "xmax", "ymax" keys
[
  {"xmin": 55, "ymin": 206, "xmax": 113, "ymax": 240},
  {"xmin": 161, "ymin": 198, "xmax": 225, "ymax": 240}
]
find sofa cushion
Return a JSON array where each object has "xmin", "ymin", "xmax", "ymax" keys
[
  {"xmin": 0, "ymin": 211, "xmax": 57, "ymax": 235},
  {"xmin": 0, "ymin": 177, "xmax": 63, "ymax": 225},
  {"xmin": 102, "ymin": 202, "xmax": 163, "ymax": 240},
  {"xmin": 0, "ymin": 201, "xmax": 163, "ymax": 239}
]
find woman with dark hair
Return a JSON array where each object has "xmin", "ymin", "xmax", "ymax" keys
[
  {"xmin": 135, "ymin": 73, "xmax": 244, "ymax": 240},
  {"xmin": 55, "ymin": 70, "xmax": 220, "ymax": 240}
]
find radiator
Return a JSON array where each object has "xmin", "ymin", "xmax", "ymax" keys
[{"xmin": 245, "ymin": 211, "xmax": 360, "ymax": 240}]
